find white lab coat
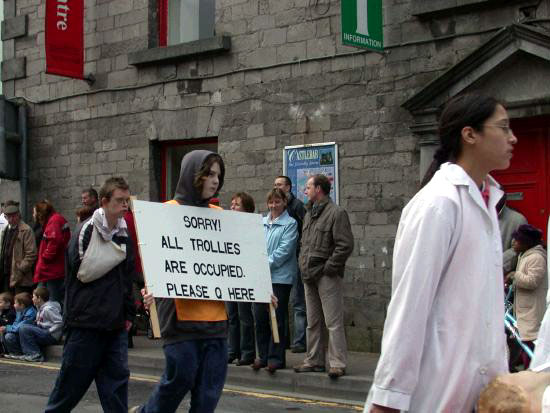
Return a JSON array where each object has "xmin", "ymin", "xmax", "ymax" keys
[{"xmin": 364, "ymin": 163, "xmax": 508, "ymax": 412}]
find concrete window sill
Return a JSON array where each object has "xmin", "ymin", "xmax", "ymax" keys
[{"xmin": 128, "ymin": 36, "xmax": 231, "ymax": 66}]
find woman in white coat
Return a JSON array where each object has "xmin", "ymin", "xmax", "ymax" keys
[{"xmin": 365, "ymin": 94, "xmax": 517, "ymax": 412}]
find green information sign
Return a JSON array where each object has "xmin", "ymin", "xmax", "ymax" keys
[{"xmin": 341, "ymin": 0, "xmax": 383, "ymax": 51}]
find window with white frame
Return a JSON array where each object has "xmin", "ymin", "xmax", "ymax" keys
[{"xmin": 160, "ymin": 0, "xmax": 215, "ymax": 46}]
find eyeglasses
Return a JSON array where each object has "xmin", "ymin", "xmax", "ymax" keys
[
  {"xmin": 484, "ymin": 124, "xmax": 514, "ymax": 136},
  {"xmin": 113, "ymin": 197, "xmax": 130, "ymax": 205}
]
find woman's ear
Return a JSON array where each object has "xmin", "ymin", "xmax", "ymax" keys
[{"xmin": 461, "ymin": 126, "xmax": 477, "ymax": 145}]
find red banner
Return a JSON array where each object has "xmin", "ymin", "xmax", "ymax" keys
[{"xmin": 45, "ymin": 0, "xmax": 84, "ymax": 79}]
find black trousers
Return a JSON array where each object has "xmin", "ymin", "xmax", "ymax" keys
[{"xmin": 254, "ymin": 283, "xmax": 292, "ymax": 368}]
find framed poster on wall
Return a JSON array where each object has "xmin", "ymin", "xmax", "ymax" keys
[{"xmin": 283, "ymin": 143, "xmax": 339, "ymax": 205}]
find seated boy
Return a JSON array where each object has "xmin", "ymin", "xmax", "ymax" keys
[
  {"xmin": 0, "ymin": 292, "xmax": 36, "ymax": 358},
  {"xmin": 0, "ymin": 292, "xmax": 16, "ymax": 354},
  {"xmin": 19, "ymin": 286, "xmax": 62, "ymax": 362},
  {"xmin": 0, "ymin": 292, "xmax": 16, "ymax": 327}
]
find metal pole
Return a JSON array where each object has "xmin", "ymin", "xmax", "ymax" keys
[{"xmin": 18, "ymin": 104, "xmax": 28, "ymax": 222}]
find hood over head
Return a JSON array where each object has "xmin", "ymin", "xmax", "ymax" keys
[{"xmin": 174, "ymin": 150, "xmax": 225, "ymax": 207}]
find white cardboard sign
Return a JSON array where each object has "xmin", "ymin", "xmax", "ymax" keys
[{"xmin": 132, "ymin": 200, "xmax": 273, "ymax": 303}]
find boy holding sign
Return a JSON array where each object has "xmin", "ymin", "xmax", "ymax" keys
[{"xmin": 133, "ymin": 151, "xmax": 229, "ymax": 413}]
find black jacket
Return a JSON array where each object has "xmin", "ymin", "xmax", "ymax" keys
[
  {"xmin": 64, "ymin": 219, "xmax": 136, "ymax": 331},
  {"xmin": 0, "ymin": 307, "xmax": 15, "ymax": 326},
  {"xmin": 286, "ymin": 192, "xmax": 306, "ymax": 255}
]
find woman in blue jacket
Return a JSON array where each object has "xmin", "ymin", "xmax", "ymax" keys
[{"xmin": 252, "ymin": 188, "xmax": 298, "ymax": 373}]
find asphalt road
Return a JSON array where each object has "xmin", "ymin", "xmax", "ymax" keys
[{"xmin": 0, "ymin": 359, "xmax": 361, "ymax": 413}]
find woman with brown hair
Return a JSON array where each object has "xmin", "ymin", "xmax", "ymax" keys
[
  {"xmin": 33, "ymin": 200, "xmax": 70, "ymax": 304},
  {"xmin": 227, "ymin": 192, "xmax": 256, "ymax": 366},
  {"xmin": 252, "ymin": 188, "xmax": 298, "ymax": 373}
]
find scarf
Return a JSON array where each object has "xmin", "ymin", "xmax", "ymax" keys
[{"xmin": 92, "ymin": 208, "xmax": 127, "ymax": 241}]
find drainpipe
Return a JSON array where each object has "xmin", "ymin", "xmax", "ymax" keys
[{"xmin": 18, "ymin": 104, "xmax": 28, "ymax": 223}]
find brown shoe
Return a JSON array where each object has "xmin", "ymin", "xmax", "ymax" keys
[
  {"xmin": 293, "ymin": 364, "xmax": 325, "ymax": 373},
  {"xmin": 251, "ymin": 359, "xmax": 267, "ymax": 371},
  {"xmin": 328, "ymin": 367, "xmax": 345, "ymax": 378},
  {"xmin": 265, "ymin": 363, "xmax": 278, "ymax": 374},
  {"xmin": 236, "ymin": 358, "xmax": 254, "ymax": 366}
]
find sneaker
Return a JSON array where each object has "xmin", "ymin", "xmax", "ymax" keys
[
  {"xmin": 23, "ymin": 353, "xmax": 44, "ymax": 362},
  {"xmin": 293, "ymin": 364, "xmax": 325, "ymax": 373},
  {"xmin": 128, "ymin": 406, "xmax": 141, "ymax": 413},
  {"xmin": 328, "ymin": 367, "xmax": 345, "ymax": 378},
  {"xmin": 4, "ymin": 354, "xmax": 23, "ymax": 360}
]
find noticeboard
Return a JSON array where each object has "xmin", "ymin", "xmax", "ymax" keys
[{"xmin": 283, "ymin": 143, "xmax": 339, "ymax": 205}]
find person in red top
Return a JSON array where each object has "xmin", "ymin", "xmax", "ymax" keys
[{"xmin": 33, "ymin": 200, "xmax": 70, "ymax": 305}]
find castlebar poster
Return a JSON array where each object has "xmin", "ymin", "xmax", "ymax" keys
[{"xmin": 283, "ymin": 143, "xmax": 339, "ymax": 205}]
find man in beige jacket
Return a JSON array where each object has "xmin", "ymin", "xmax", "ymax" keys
[
  {"xmin": 294, "ymin": 174, "xmax": 354, "ymax": 378},
  {"xmin": 507, "ymin": 224, "xmax": 548, "ymax": 369},
  {"xmin": 0, "ymin": 203, "xmax": 37, "ymax": 294}
]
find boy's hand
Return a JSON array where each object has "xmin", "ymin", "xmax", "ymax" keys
[
  {"xmin": 125, "ymin": 320, "xmax": 132, "ymax": 332},
  {"xmin": 141, "ymin": 288, "xmax": 154, "ymax": 310},
  {"xmin": 270, "ymin": 294, "xmax": 278, "ymax": 309},
  {"xmin": 0, "ymin": 326, "xmax": 5, "ymax": 333}
]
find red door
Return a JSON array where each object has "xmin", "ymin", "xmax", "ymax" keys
[{"xmin": 491, "ymin": 116, "xmax": 550, "ymax": 239}]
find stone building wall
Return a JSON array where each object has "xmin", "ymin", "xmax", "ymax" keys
[{"xmin": 3, "ymin": 0, "xmax": 549, "ymax": 350}]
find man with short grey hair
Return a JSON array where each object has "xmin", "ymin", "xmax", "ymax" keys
[{"xmin": 294, "ymin": 174, "xmax": 354, "ymax": 378}]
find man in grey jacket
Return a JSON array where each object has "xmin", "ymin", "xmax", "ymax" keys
[{"xmin": 294, "ymin": 174, "xmax": 354, "ymax": 378}]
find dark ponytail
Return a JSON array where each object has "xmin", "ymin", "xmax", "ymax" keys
[{"xmin": 420, "ymin": 94, "xmax": 500, "ymax": 188}]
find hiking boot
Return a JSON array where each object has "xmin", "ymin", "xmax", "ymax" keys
[
  {"xmin": 328, "ymin": 367, "xmax": 345, "ymax": 378},
  {"xmin": 293, "ymin": 364, "xmax": 325, "ymax": 373}
]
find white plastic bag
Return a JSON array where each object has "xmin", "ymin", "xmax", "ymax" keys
[{"xmin": 77, "ymin": 225, "xmax": 126, "ymax": 283}]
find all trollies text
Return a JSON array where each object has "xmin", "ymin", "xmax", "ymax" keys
[{"xmin": 161, "ymin": 215, "xmax": 255, "ymax": 301}]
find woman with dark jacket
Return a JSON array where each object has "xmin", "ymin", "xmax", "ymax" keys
[{"xmin": 33, "ymin": 200, "xmax": 70, "ymax": 304}]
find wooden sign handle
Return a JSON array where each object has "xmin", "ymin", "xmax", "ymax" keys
[
  {"xmin": 269, "ymin": 303, "xmax": 280, "ymax": 344},
  {"xmin": 130, "ymin": 197, "xmax": 161, "ymax": 338},
  {"xmin": 147, "ymin": 298, "xmax": 162, "ymax": 339}
]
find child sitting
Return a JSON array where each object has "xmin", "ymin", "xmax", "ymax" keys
[
  {"xmin": 0, "ymin": 292, "xmax": 16, "ymax": 354},
  {"xmin": 18, "ymin": 287, "xmax": 62, "ymax": 362},
  {"xmin": 0, "ymin": 292, "xmax": 16, "ymax": 327},
  {"xmin": 0, "ymin": 292, "xmax": 36, "ymax": 358}
]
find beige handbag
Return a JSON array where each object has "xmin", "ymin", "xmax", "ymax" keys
[{"xmin": 77, "ymin": 225, "xmax": 127, "ymax": 283}]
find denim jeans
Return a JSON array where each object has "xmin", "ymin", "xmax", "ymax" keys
[
  {"xmin": 45, "ymin": 327, "xmax": 129, "ymax": 413},
  {"xmin": 254, "ymin": 283, "xmax": 291, "ymax": 367},
  {"xmin": 291, "ymin": 271, "xmax": 307, "ymax": 348},
  {"xmin": 140, "ymin": 338, "xmax": 228, "ymax": 413},
  {"xmin": 19, "ymin": 324, "xmax": 57, "ymax": 355},
  {"xmin": 2, "ymin": 332, "xmax": 22, "ymax": 354},
  {"xmin": 39, "ymin": 279, "xmax": 65, "ymax": 306},
  {"xmin": 226, "ymin": 301, "xmax": 255, "ymax": 361}
]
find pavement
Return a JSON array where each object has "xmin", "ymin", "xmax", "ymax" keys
[{"xmin": 44, "ymin": 335, "xmax": 378, "ymax": 407}]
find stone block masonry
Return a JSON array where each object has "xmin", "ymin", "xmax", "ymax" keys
[{"xmin": 3, "ymin": 0, "xmax": 543, "ymax": 351}]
